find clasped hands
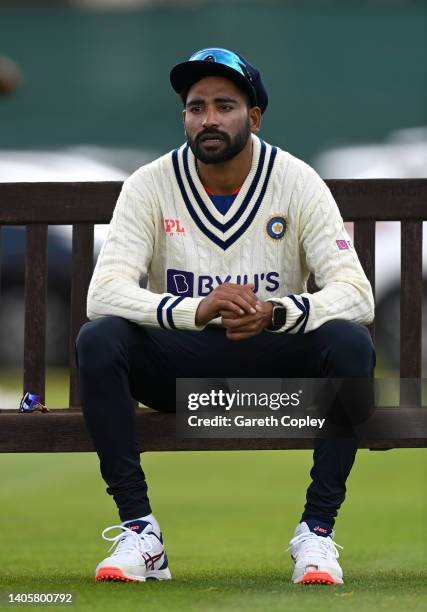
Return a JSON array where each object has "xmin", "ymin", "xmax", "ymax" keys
[{"xmin": 195, "ymin": 283, "xmax": 273, "ymax": 340}]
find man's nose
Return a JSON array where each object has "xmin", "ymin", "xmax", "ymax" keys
[{"xmin": 202, "ymin": 106, "xmax": 219, "ymax": 128}]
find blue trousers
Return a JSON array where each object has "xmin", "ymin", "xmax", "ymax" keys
[{"xmin": 76, "ymin": 317, "xmax": 375, "ymax": 525}]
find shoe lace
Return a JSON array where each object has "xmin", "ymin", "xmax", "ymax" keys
[
  {"xmin": 101, "ymin": 525, "xmax": 155, "ymax": 557},
  {"xmin": 287, "ymin": 532, "xmax": 343, "ymax": 561}
]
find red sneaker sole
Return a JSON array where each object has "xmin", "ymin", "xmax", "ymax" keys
[
  {"xmin": 96, "ymin": 567, "xmax": 145, "ymax": 583},
  {"xmin": 297, "ymin": 570, "xmax": 338, "ymax": 585}
]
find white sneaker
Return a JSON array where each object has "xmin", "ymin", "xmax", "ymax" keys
[
  {"xmin": 288, "ymin": 522, "xmax": 344, "ymax": 585},
  {"xmin": 95, "ymin": 518, "xmax": 172, "ymax": 582}
]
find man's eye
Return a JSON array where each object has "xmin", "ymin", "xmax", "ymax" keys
[
  {"xmin": 190, "ymin": 106, "xmax": 202, "ymax": 113},
  {"xmin": 220, "ymin": 105, "xmax": 233, "ymax": 111}
]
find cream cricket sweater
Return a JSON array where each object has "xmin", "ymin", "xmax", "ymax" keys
[{"xmin": 87, "ymin": 134, "xmax": 374, "ymax": 333}]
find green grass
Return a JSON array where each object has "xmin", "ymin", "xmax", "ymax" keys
[
  {"xmin": 1, "ymin": 449, "xmax": 426, "ymax": 611},
  {"xmin": 1, "ymin": 368, "xmax": 426, "ymax": 609}
]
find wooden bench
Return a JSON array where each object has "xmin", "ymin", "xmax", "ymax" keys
[{"xmin": 0, "ymin": 180, "xmax": 426, "ymax": 452}]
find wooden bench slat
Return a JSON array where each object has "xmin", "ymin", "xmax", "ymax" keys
[
  {"xmin": 0, "ymin": 226, "xmax": 2, "ymax": 293},
  {"xmin": 0, "ymin": 180, "xmax": 426, "ymax": 224},
  {"xmin": 0, "ymin": 409, "xmax": 425, "ymax": 453},
  {"xmin": 400, "ymin": 220, "xmax": 423, "ymax": 405},
  {"xmin": 69, "ymin": 224, "xmax": 94, "ymax": 409},
  {"xmin": 23, "ymin": 225, "xmax": 48, "ymax": 403},
  {"xmin": 354, "ymin": 220, "xmax": 376, "ymax": 341},
  {"xmin": 327, "ymin": 179, "xmax": 427, "ymax": 220},
  {"xmin": 0, "ymin": 182, "xmax": 120, "ymax": 224}
]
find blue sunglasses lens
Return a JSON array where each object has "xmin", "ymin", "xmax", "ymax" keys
[
  {"xmin": 19, "ymin": 391, "xmax": 49, "ymax": 413},
  {"xmin": 189, "ymin": 48, "xmax": 252, "ymax": 82}
]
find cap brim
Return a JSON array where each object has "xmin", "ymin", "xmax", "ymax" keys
[{"xmin": 170, "ymin": 60, "xmax": 257, "ymax": 107}]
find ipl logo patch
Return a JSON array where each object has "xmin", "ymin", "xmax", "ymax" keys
[{"xmin": 266, "ymin": 215, "xmax": 287, "ymax": 241}]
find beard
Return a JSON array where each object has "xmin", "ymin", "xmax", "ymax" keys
[{"xmin": 187, "ymin": 119, "xmax": 251, "ymax": 164}]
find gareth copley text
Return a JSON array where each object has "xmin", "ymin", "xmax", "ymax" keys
[{"xmin": 188, "ymin": 415, "xmax": 326, "ymax": 429}]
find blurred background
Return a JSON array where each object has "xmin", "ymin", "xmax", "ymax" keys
[
  {"xmin": 0, "ymin": 0, "xmax": 426, "ymax": 406},
  {"xmin": 0, "ymin": 6, "xmax": 426, "ymax": 605}
]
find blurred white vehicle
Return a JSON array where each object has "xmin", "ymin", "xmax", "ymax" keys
[
  {"xmin": 314, "ymin": 127, "xmax": 427, "ymax": 371},
  {"xmin": 0, "ymin": 146, "xmax": 156, "ymax": 365},
  {"xmin": 0, "ymin": 146, "xmax": 157, "ymax": 248}
]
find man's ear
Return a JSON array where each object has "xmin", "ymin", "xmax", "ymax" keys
[{"xmin": 249, "ymin": 106, "xmax": 262, "ymax": 134}]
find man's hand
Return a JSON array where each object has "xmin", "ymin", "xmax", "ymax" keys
[
  {"xmin": 195, "ymin": 283, "xmax": 259, "ymax": 327},
  {"xmin": 221, "ymin": 300, "xmax": 274, "ymax": 341}
]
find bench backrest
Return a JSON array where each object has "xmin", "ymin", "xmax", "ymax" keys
[{"xmin": 0, "ymin": 179, "xmax": 425, "ymax": 408}]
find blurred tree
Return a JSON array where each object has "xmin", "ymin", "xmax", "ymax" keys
[{"xmin": 0, "ymin": 55, "xmax": 23, "ymax": 96}]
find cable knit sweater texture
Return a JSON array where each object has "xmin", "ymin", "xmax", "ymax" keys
[{"xmin": 87, "ymin": 134, "xmax": 374, "ymax": 333}]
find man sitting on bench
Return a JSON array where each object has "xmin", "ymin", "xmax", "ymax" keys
[{"xmin": 76, "ymin": 47, "xmax": 374, "ymax": 585}]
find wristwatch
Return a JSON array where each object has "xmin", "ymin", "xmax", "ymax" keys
[{"xmin": 267, "ymin": 300, "xmax": 287, "ymax": 331}]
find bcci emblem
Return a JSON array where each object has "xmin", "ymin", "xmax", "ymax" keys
[{"xmin": 266, "ymin": 215, "xmax": 287, "ymax": 241}]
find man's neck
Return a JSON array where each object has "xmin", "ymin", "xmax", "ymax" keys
[{"xmin": 196, "ymin": 137, "xmax": 253, "ymax": 195}]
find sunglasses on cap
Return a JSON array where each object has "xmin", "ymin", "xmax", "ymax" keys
[{"xmin": 188, "ymin": 48, "xmax": 254, "ymax": 84}]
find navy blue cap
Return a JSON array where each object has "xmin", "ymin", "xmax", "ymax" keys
[{"xmin": 170, "ymin": 47, "xmax": 268, "ymax": 114}]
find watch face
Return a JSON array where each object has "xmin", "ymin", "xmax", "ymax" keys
[{"xmin": 273, "ymin": 305, "xmax": 286, "ymax": 327}]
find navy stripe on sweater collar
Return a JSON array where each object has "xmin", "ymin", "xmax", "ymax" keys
[
  {"xmin": 172, "ymin": 138, "xmax": 277, "ymax": 251},
  {"xmin": 182, "ymin": 140, "xmax": 266, "ymax": 233}
]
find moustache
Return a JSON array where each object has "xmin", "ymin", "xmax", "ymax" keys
[{"xmin": 196, "ymin": 130, "xmax": 230, "ymax": 144}]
